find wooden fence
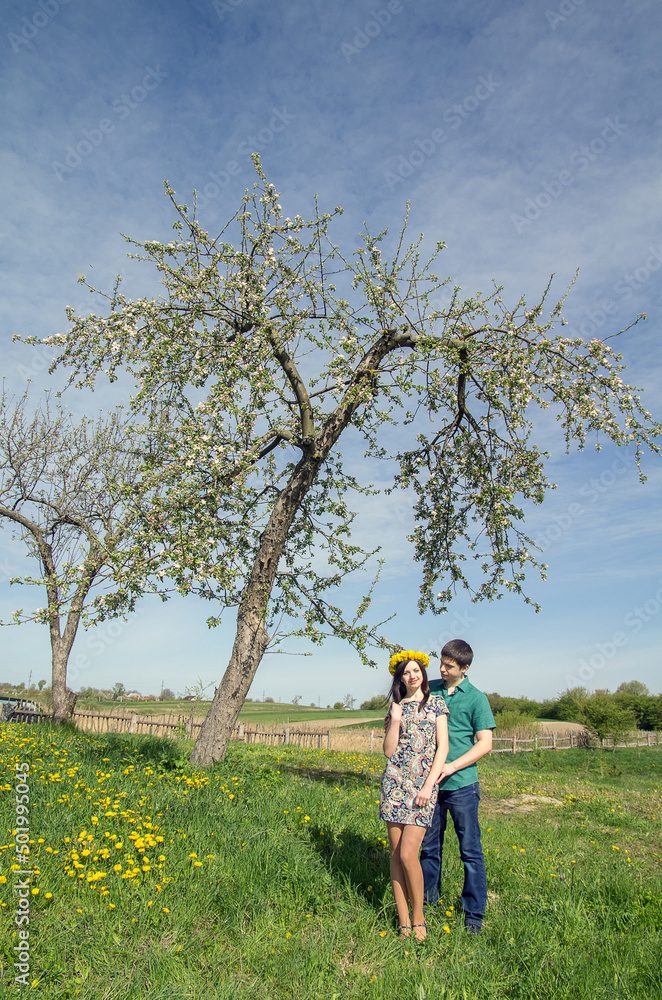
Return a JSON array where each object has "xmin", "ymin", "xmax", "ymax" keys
[
  {"xmin": 72, "ymin": 708, "xmax": 203, "ymax": 738},
  {"xmin": 492, "ymin": 730, "xmax": 662, "ymax": 753},
  {"xmin": 69, "ymin": 709, "xmax": 384, "ymax": 752},
  {"xmin": 4, "ymin": 705, "xmax": 661, "ymax": 757},
  {"xmin": 0, "ymin": 698, "xmax": 46, "ymax": 725}
]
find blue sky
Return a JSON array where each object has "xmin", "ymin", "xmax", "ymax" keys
[{"xmin": 1, "ymin": 0, "xmax": 661, "ymax": 706}]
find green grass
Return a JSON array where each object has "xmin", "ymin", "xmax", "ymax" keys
[
  {"xmin": 72, "ymin": 698, "xmax": 384, "ymax": 726},
  {"xmin": 235, "ymin": 703, "xmax": 383, "ymax": 726},
  {"xmin": 1, "ymin": 723, "xmax": 660, "ymax": 999}
]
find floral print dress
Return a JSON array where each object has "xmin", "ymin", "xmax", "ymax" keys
[{"xmin": 379, "ymin": 694, "xmax": 449, "ymax": 827}]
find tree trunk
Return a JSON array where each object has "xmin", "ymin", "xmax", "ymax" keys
[
  {"xmin": 51, "ymin": 640, "xmax": 78, "ymax": 724},
  {"xmin": 190, "ymin": 452, "xmax": 320, "ymax": 764},
  {"xmin": 48, "ymin": 557, "xmax": 100, "ymax": 724},
  {"xmin": 49, "ymin": 588, "xmax": 90, "ymax": 725},
  {"xmin": 190, "ymin": 330, "xmax": 402, "ymax": 765},
  {"xmin": 189, "ymin": 605, "xmax": 270, "ymax": 764}
]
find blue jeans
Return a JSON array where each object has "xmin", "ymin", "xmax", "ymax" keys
[{"xmin": 420, "ymin": 782, "xmax": 487, "ymax": 928}]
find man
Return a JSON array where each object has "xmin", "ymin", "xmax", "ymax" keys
[{"xmin": 422, "ymin": 638, "xmax": 495, "ymax": 933}]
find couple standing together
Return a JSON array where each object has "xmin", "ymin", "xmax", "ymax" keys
[{"xmin": 379, "ymin": 639, "xmax": 495, "ymax": 941}]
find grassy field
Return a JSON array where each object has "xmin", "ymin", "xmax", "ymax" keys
[
  {"xmin": 72, "ymin": 698, "xmax": 384, "ymax": 727},
  {"xmin": 1, "ymin": 723, "xmax": 660, "ymax": 999}
]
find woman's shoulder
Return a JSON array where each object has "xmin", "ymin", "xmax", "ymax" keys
[{"xmin": 427, "ymin": 693, "xmax": 449, "ymax": 714}]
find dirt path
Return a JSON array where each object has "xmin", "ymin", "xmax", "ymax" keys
[
  {"xmin": 539, "ymin": 721, "xmax": 585, "ymax": 735},
  {"xmin": 292, "ymin": 716, "xmax": 382, "ymax": 730},
  {"xmin": 296, "ymin": 718, "xmax": 587, "ymax": 734},
  {"xmin": 267, "ymin": 718, "xmax": 587, "ymax": 734}
]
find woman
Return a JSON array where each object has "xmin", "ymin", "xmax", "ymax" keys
[{"xmin": 380, "ymin": 650, "xmax": 449, "ymax": 941}]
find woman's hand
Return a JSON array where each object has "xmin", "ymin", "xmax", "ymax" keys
[
  {"xmin": 414, "ymin": 781, "xmax": 434, "ymax": 807},
  {"xmin": 383, "ymin": 703, "xmax": 403, "ymax": 758},
  {"xmin": 389, "ymin": 703, "xmax": 404, "ymax": 724}
]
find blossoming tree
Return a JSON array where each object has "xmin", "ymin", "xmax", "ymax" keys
[
  {"xmin": 36, "ymin": 159, "xmax": 660, "ymax": 762},
  {"xmin": 0, "ymin": 391, "xmax": 166, "ymax": 723}
]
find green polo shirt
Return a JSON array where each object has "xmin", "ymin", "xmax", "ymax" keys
[{"xmin": 428, "ymin": 675, "xmax": 495, "ymax": 791}]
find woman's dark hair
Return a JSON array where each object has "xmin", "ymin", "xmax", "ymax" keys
[{"xmin": 388, "ymin": 659, "xmax": 430, "ymax": 713}]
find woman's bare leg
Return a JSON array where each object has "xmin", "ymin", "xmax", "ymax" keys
[
  {"xmin": 387, "ymin": 823, "xmax": 411, "ymax": 934},
  {"xmin": 398, "ymin": 824, "xmax": 428, "ymax": 939}
]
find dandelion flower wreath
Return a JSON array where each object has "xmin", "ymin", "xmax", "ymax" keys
[{"xmin": 388, "ymin": 650, "xmax": 429, "ymax": 676}]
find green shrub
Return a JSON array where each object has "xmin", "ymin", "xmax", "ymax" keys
[
  {"xmin": 494, "ymin": 709, "xmax": 541, "ymax": 734},
  {"xmin": 360, "ymin": 695, "xmax": 388, "ymax": 710}
]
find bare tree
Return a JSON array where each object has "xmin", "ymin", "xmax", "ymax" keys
[
  {"xmin": 184, "ymin": 676, "xmax": 216, "ymax": 701},
  {"xmin": 0, "ymin": 390, "xmax": 164, "ymax": 723}
]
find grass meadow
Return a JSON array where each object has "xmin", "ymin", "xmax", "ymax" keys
[
  {"xmin": 71, "ymin": 698, "xmax": 384, "ymax": 727},
  {"xmin": 1, "ymin": 722, "xmax": 660, "ymax": 1000}
]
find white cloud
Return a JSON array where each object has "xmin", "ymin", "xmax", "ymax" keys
[{"xmin": 0, "ymin": 0, "xmax": 660, "ymax": 702}]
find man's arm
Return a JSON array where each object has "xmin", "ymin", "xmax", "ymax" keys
[
  {"xmin": 438, "ymin": 729, "xmax": 493, "ymax": 781},
  {"xmin": 415, "ymin": 713, "xmax": 449, "ymax": 807}
]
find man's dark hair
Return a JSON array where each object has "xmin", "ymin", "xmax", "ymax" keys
[{"xmin": 441, "ymin": 638, "xmax": 474, "ymax": 668}]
